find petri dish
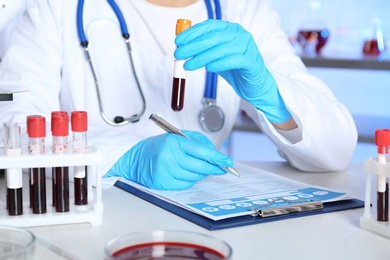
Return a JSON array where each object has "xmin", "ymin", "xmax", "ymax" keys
[
  {"xmin": 0, "ymin": 226, "xmax": 36, "ymax": 260},
  {"xmin": 104, "ymin": 230, "xmax": 233, "ymax": 260}
]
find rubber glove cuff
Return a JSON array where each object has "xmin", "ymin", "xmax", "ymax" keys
[
  {"xmin": 251, "ymin": 69, "xmax": 292, "ymax": 124},
  {"xmin": 222, "ymin": 67, "xmax": 292, "ymax": 124}
]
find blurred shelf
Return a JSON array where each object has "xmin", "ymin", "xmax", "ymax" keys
[{"xmin": 301, "ymin": 55, "xmax": 390, "ymax": 71}]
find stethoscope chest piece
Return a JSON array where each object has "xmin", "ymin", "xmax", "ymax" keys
[{"xmin": 199, "ymin": 99, "xmax": 225, "ymax": 132}]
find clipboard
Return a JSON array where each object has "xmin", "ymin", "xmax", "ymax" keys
[{"xmin": 114, "ymin": 180, "xmax": 364, "ymax": 231}]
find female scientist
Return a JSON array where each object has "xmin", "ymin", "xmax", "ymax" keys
[{"xmin": 0, "ymin": 0, "xmax": 357, "ymax": 190}]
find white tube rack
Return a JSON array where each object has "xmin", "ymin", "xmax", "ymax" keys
[
  {"xmin": 360, "ymin": 157, "xmax": 390, "ymax": 238},
  {"xmin": 0, "ymin": 145, "xmax": 103, "ymax": 227}
]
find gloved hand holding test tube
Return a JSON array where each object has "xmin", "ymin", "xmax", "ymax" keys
[{"xmin": 149, "ymin": 114, "xmax": 240, "ymax": 177}]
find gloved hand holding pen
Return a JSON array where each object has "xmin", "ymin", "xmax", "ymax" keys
[
  {"xmin": 104, "ymin": 131, "xmax": 233, "ymax": 190},
  {"xmin": 174, "ymin": 19, "xmax": 292, "ymax": 124}
]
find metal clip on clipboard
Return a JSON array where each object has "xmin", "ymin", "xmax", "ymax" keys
[{"xmin": 251, "ymin": 198, "xmax": 324, "ymax": 218}]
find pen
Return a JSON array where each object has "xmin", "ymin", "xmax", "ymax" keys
[{"xmin": 149, "ymin": 113, "xmax": 241, "ymax": 177}]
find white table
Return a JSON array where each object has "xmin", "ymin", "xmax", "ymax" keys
[{"xmin": 25, "ymin": 161, "xmax": 390, "ymax": 259}]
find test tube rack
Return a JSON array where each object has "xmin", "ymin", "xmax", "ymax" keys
[
  {"xmin": 360, "ymin": 157, "xmax": 390, "ymax": 238},
  {"xmin": 0, "ymin": 145, "xmax": 103, "ymax": 227}
]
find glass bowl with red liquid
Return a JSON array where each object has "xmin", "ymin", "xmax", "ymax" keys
[
  {"xmin": 297, "ymin": 29, "xmax": 329, "ymax": 56},
  {"xmin": 104, "ymin": 230, "xmax": 232, "ymax": 260}
]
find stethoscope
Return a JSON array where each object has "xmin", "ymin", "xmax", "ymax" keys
[
  {"xmin": 77, "ymin": 0, "xmax": 224, "ymax": 132},
  {"xmin": 77, "ymin": 0, "xmax": 145, "ymax": 126},
  {"xmin": 200, "ymin": 0, "xmax": 225, "ymax": 132}
]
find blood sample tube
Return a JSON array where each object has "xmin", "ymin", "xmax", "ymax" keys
[
  {"xmin": 375, "ymin": 129, "xmax": 390, "ymax": 222},
  {"xmin": 171, "ymin": 19, "xmax": 191, "ymax": 112},
  {"xmin": 51, "ymin": 111, "xmax": 67, "ymax": 207},
  {"xmin": 27, "ymin": 115, "xmax": 47, "ymax": 214},
  {"xmin": 3, "ymin": 122, "xmax": 23, "ymax": 216},
  {"xmin": 26, "ymin": 116, "xmax": 34, "ymax": 209},
  {"xmin": 71, "ymin": 111, "xmax": 88, "ymax": 205},
  {"xmin": 51, "ymin": 111, "xmax": 70, "ymax": 212}
]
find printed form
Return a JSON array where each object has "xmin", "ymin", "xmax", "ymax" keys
[{"xmin": 119, "ymin": 163, "xmax": 348, "ymax": 221}]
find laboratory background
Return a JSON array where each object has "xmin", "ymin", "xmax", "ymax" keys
[
  {"xmin": 228, "ymin": 0, "xmax": 390, "ymax": 163},
  {"xmin": 1, "ymin": 1, "xmax": 390, "ymax": 259}
]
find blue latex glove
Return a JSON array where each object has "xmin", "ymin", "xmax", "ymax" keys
[
  {"xmin": 104, "ymin": 131, "xmax": 233, "ymax": 190},
  {"xmin": 174, "ymin": 19, "xmax": 292, "ymax": 124}
]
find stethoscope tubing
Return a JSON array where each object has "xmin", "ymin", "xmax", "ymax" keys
[
  {"xmin": 78, "ymin": 0, "xmax": 129, "ymax": 44},
  {"xmin": 204, "ymin": 0, "xmax": 221, "ymax": 100},
  {"xmin": 76, "ymin": 0, "xmax": 87, "ymax": 46},
  {"xmin": 77, "ymin": 0, "xmax": 146, "ymax": 126},
  {"xmin": 76, "ymin": 0, "xmax": 221, "ymax": 126},
  {"xmin": 107, "ymin": 0, "xmax": 129, "ymax": 38}
]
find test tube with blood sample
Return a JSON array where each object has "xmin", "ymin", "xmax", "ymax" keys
[
  {"xmin": 71, "ymin": 111, "xmax": 88, "ymax": 205},
  {"xmin": 51, "ymin": 111, "xmax": 67, "ymax": 207},
  {"xmin": 375, "ymin": 129, "xmax": 390, "ymax": 222},
  {"xmin": 3, "ymin": 122, "xmax": 23, "ymax": 216},
  {"xmin": 171, "ymin": 19, "xmax": 191, "ymax": 112},
  {"xmin": 51, "ymin": 111, "xmax": 70, "ymax": 212},
  {"xmin": 27, "ymin": 115, "xmax": 47, "ymax": 214}
]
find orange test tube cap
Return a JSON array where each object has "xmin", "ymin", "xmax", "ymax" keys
[{"xmin": 176, "ymin": 19, "xmax": 192, "ymax": 35}]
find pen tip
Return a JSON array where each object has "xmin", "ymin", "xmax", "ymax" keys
[{"xmin": 229, "ymin": 167, "xmax": 241, "ymax": 177}]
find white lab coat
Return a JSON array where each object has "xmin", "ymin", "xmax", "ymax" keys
[{"xmin": 0, "ymin": 0, "xmax": 357, "ymax": 176}]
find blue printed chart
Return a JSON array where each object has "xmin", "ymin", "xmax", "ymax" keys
[
  {"xmin": 186, "ymin": 187, "xmax": 344, "ymax": 219},
  {"xmin": 122, "ymin": 163, "xmax": 348, "ymax": 221}
]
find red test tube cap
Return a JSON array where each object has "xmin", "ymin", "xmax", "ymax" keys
[
  {"xmin": 51, "ymin": 111, "xmax": 68, "ymax": 130},
  {"xmin": 52, "ymin": 113, "xmax": 69, "ymax": 137},
  {"xmin": 375, "ymin": 129, "xmax": 390, "ymax": 154},
  {"xmin": 27, "ymin": 115, "xmax": 46, "ymax": 138},
  {"xmin": 71, "ymin": 111, "xmax": 88, "ymax": 132}
]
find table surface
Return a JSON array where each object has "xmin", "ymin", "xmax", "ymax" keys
[{"xmin": 17, "ymin": 162, "xmax": 390, "ymax": 259}]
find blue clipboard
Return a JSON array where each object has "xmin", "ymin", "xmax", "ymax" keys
[{"xmin": 114, "ymin": 180, "xmax": 364, "ymax": 231}]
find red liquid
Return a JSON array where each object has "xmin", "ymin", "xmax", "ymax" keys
[
  {"xmin": 363, "ymin": 39, "xmax": 382, "ymax": 56},
  {"xmin": 7, "ymin": 187, "xmax": 23, "ymax": 216},
  {"xmin": 29, "ymin": 169, "xmax": 33, "ymax": 208},
  {"xmin": 31, "ymin": 168, "xmax": 47, "ymax": 214},
  {"xmin": 52, "ymin": 169, "xmax": 56, "ymax": 207},
  {"xmin": 112, "ymin": 242, "xmax": 226, "ymax": 260},
  {"xmin": 377, "ymin": 182, "xmax": 389, "ymax": 222},
  {"xmin": 55, "ymin": 167, "xmax": 70, "ymax": 212},
  {"xmin": 171, "ymin": 77, "xmax": 186, "ymax": 111},
  {"xmin": 74, "ymin": 166, "xmax": 88, "ymax": 205},
  {"xmin": 297, "ymin": 29, "xmax": 329, "ymax": 54}
]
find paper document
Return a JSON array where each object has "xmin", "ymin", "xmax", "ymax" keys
[{"xmin": 119, "ymin": 163, "xmax": 348, "ymax": 221}]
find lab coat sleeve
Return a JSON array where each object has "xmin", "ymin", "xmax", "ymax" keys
[
  {"xmin": 236, "ymin": 0, "xmax": 358, "ymax": 172},
  {"xmin": 0, "ymin": 1, "xmax": 63, "ymax": 129}
]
